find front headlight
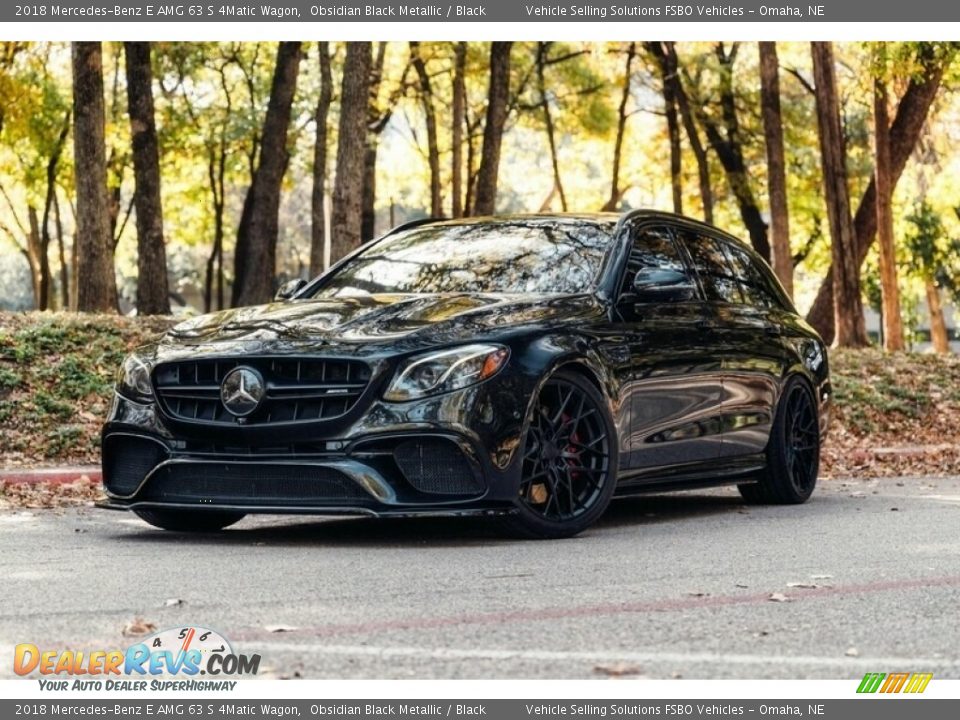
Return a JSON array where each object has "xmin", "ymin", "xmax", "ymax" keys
[
  {"xmin": 116, "ymin": 353, "xmax": 154, "ymax": 402},
  {"xmin": 383, "ymin": 344, "xmax": 509, "ymax": 402}
]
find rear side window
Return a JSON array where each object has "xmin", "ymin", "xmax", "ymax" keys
[
  {"xmin": 618, "ymin": 226, "xmax": 688, "ymax": 297},
  {"xmin": 682, "ymin": 232, "xmax": 743, "ymax": 304},
  {"xmin": 720, "ymin": 241, "xmax": 783, "ymax": 309}
]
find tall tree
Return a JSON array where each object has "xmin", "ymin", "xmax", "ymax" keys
[
  {"xmin": 645, "ymin": 42, "xmax": 682, "ymax": 214},
  {"xmin": 410, "ymin": 42, "xmax": 442, "ymax": 216},
  {"xmin": 310, "ymin": 41, "xmax": 333, "ymax": 277},
  {"xmin": 811, "ymin": 41, "xmax": 869, "ymax": 347},
  {"xmin": 331, "ymin": 42, "xmax": 372, "ymax": 263},
  {"xmin": 656, "ymin": 42, "xmax": 713, "ymax": 223},
  {"xmin": 805, "ymin": 43, "xmax": 949, "ymax": 342},
  {"xmin": 758, "ymin": 42, "xmax": 792, "ymax": 298},
  {"xmin": 451, "ymin": 42, "xmax": 467, "ymax": 218},
  {"xmin": 905, "ymin": 203, "xmax": 958, "ymax": 354},
  {"xmin": 360, "ymin": 44, "xmax": 410, "ymax": 239},
  {"xmin": 534, "ymin": 42, "xmax": 569, "ymax": 212},
  {"xmin": 124, "ymin": 41, "xmax": 170, "ymax": 315},
  {"xmin": 873, "ymin": 61, "xmax": 904, "ymax": 351},
  {"xmin": 603, "ymin": 42, "xmax": 636, "ymax": 212},
  {"xmin": 71, "ymin": 42, "xmax": 117, "ymax": 313},
  {"xmin": 232, "ymin": 41, "xmax": 302, "ymax": 307},
  {"xmin": 686, "ymin": 43, "xmax": 770, "ymax": 260},
  {"xmin": 473, "ymin": 42, "xmax": 512, "ymax": 216}
]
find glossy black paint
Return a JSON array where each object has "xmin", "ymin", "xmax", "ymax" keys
[{"xmin": 101, "ymin": 211, "xmax": 831, "ymax": 518}]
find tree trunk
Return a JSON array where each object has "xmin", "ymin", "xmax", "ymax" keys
[
  {"xmin": 806, "ymin": 44, "xmax": 946, "ymax": 342},
  {"xmin": 645, "ymin": 42, "xmax": 682, "ymax": 214},
  {"xmin": 124, "ymin": 41, "xmax": 170, "ymax": 315},
  {"xmin": 537, "ymin": 42, "xmax": 567, "ymax": 212},
  {"xmin": 203, "ymin": 140, "xmax": 226, "ymax": 313},
  {"xmin": 361, "ymin": 43, "xmax": 390, "ymax": 241},
  {"xmin": 361, "ymin": 145, "xmax": 379, "ymax": 240},
  {"xmin": 874, "ymin": 73, "xmax": 904, "ymax": 351},
  {"xmin": 310, "ymin": 41, "xmax": 333, "ymax": 276},
  {"xmin": 925, "ymin": 280, "xmax": 951, "ymax": 354},
  {"xmin": 603, "ymin": 42, "xmax": 636, "ymax": 212},
  {"xmin": 759, "ymin": 42, "xmax": 792, "ymax": 299},
  {"xmin": 451, "ymin": 42, "xmax": 467, "ymax": 218},
  {"xmin": 331, "ymin": 42, "xmax": 373, "ymax": 262},
  {"xmin": 40, "ymin": 110, "xmax": 70, "ymax": 310},
  {"xmin": 232, "ymin": 41, "xmax": 302, "ymax": 307},
  {"xmin": 473, "ymin": 41, "xmax": 512, "ymax": 216},
  {"xmin": 660, "ymin": 43, "xmax": 713, "ymax": 223},
  {"xmin": 410, "ymin": 42, "xmax": 443, "ymax": 217},
  {"xmin": 811, "ymin": 41, "xmax": 869, "ymax": 348},
  {"xmin": 26, "ymin": 207, "xmax": 50, "ymax": 311},
  {"xmin": 54, "ymin": 190, "xmax": 68, "ymax": 309},
  {"xmin": 71, "ymin": 42, "xmax": 117, "ymax": 313}
]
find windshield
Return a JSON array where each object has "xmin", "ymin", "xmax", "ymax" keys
[{"xmin": 310, "ymin": 220, "xmax": 615, "ymax": 297}]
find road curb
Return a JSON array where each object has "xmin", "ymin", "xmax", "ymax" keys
[{"xmin": 0, "ymin": 466, "xmax": 101, "ymax": 486}]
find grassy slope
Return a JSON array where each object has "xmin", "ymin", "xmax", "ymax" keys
[
  {"xmin": 1, "ymin": 312, "xmax": 958, "ymax": 478},
  {"xmin": 0, "ymin": 313, "xmax": 173, "ymax": 466}
]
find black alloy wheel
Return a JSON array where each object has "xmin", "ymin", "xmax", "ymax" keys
[
  {"xmin": 503, "ymin": 371, "xmax": 618, "ymax": 538},
  {"xmin": 739, "ymin": 376, "xmax": 820, "ymax": 505}
]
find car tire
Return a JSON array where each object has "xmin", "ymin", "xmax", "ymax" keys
[
  {"xmin": 501, "ymin": 370, "xmax": 618, "ymax": 539},
  {"xmin": 738, "ymin": 376, "xmax": 820, "ymax": 505},
  {"xmin": 133, "ymin": 508, "xmax": 246, "ymax": 532}
]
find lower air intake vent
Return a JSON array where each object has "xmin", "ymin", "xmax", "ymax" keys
[
  {"xmin": 144, "ymin": 463, "xmax": 370, "ymax": 506},
  {"xmin": 393, "ymin": 439, "xmax": 482, "ymax": 496},
  {"xmin": 103, "ymin": 435, "xmax": 167, "ymax": 496}
]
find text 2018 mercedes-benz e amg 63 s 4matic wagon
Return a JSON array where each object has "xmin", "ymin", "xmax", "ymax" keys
[{"xmin": 101, "ymin": 211, "xmax": 830, "ymax": 538}]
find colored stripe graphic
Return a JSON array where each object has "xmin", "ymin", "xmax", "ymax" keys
[{"xmin": 857, "ymin": 672, "xmax": 932, "ymax": 694}]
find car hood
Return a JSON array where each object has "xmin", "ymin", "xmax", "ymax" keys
[{"xmin": 153, "ymin": 293, "xmax": 602, "ymax": 360}]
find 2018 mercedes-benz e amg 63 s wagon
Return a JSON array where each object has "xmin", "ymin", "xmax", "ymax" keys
[{"xmin": 102, "ymin": 211, "xmax": 830, "ymax": 538}]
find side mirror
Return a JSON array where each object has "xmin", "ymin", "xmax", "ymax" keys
[
  {"xmin": 275, "ymin": 278, "xmax": 307, "ymax": 302},
  {"xmin": 631, "ymin": 267, "xmax": 696, "ymax": 304}
]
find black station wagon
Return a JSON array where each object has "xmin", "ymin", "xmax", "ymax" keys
[{"xmin": 102, "ymin": 211, "xmax": 830, "ymax": 538}]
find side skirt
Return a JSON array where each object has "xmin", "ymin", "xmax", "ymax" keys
[{"xmin": 613, "ymin": 453, "xmax": 766, "ymax": 498}]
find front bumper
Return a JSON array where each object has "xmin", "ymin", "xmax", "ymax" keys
[{"xmin": 101, "ymin": 377, "xmax": 532, "ymax": 517}]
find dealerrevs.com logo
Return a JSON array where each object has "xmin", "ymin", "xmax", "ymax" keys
[{"xmin": 14, "ymin": 626, "xmax": 260, "ymax": 691}]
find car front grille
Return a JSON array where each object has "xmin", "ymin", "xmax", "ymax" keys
[
  {"xmin": 143, "ymin": 463, "xmax": 371, "ymax": 506},
  {"xmin": 153, "ymin": 357, "xmax": 371, "ymax": 426}
]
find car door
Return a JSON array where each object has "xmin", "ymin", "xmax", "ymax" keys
[
  {"xmin": 611, "ymin": 222, "xmax": 725, "ymax": 474},
  {"xmin": 678, "ymin": 230, "xmax": 790, "ymax": 459}
]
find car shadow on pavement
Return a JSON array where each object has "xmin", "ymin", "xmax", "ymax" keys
[{"xmin": 105, "ymin": 490, "xmax": 751, "ymax": 547}]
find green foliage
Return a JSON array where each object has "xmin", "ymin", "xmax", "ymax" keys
[{"xmin": 904, "ymin": 201, "xmax": 960, "ymax": 301}]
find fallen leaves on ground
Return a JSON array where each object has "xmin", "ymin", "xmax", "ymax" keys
[
  {"xmin": 122, "ymin": 618, "xmax": 157, "ymax": 637},
  {"xmin": 0, "ymin": 479, "xmax": 103, "ymax": 509},
  {"xmin": 593, "ymin": 663, "xmax": 644, "ymax": 677}
]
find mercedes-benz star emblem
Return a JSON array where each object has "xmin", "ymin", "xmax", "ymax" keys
[{"xmin": 220, "ymin": 366, "xmax": 265, "ymax": 418}]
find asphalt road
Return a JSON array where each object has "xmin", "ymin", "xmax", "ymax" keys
[{"xmin": 2, "ymin": 475, "xmax": 959, "ymax": 680}]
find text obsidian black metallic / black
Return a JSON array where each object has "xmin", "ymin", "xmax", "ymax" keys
[{"xmin": 101, "ymin": 211, "xmax": 830, "ymax": 538}]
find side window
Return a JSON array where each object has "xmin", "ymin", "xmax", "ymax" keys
[
  {"xmin": 720, "ymin": 241, "xmax": 782, "ymax": 310},
  {"xmin": 682, "ymin": 232, "xmax": 743, "ymax": 304},
  {"xmin": 618, "ymin": 226, "xmax": 688, "ymax": 298}
]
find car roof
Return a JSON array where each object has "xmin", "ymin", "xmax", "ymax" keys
[
  {"xmin": 384, "ymin": 210, "xmax": 760, "ymax": 262},
  {"xmin": 402, "ymin": 210, "xmax": 735, "ymax": 235}
]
